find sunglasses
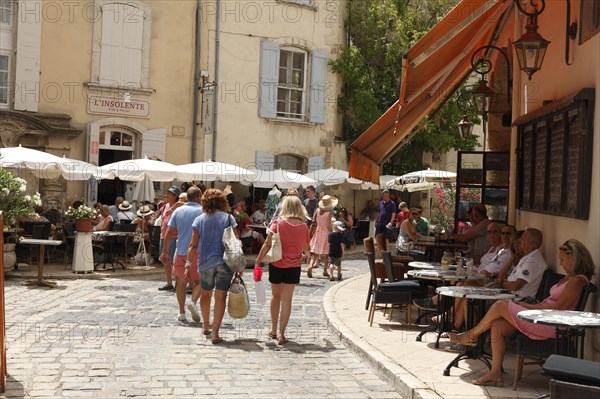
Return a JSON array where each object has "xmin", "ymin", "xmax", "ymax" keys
[
  {"xmin": 487, "ymin": 230, "xmax": 500, "ymax": 234},
  {"xmin": 411, "ymin": 213, "xmax": 419, "ymax": 216},
  {"xmin": 501, "ymin": 232, "xmax": 512, "ymax": 235}
]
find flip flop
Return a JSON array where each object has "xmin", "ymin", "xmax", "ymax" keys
[
  {"xmin": 211, "ymin": 337, "xmax": 223, "ymax": 344},
  {"xmin": 448, "ymin": 332, "xmax": 477, "ymax": 347},
  {"xmin": 267, "ymin": 332, "xmax": 277, "ymax": 340},
  {"xmin": 278, "ymin": 337, "xmax": 289, "ymax": 345},
  {"xmin": 472, "ymin": 376, "xmax": 504, "ymax": 387}
]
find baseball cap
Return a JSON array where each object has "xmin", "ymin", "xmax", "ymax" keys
[{"xmin": 168, "ymin": 185, "xmax": 181, "ymax": 197}]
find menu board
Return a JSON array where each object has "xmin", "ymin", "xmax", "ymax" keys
[
  {"xmin": 533, "ymin": 121, "xmax": 547, "ymax": 208},
  {"xmin": 547, "ymin": 115, "xmax": 565, "ymax": 212},
  {"xmin": 516, "ymin": 89, "xmax": 594, "ymax": 220}
]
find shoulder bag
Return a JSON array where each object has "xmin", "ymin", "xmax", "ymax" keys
[
  {"xmin": 222, "ymin": 215, "xmax": 246, "ymax": 273},
  {"xmin": 266, "ymin": 221, "xmax": 282, "ymax": 263}
]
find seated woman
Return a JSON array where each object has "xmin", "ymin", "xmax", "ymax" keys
[
  {"xmin": 448, "ymin": 239, "xmax": 595, "ymax": 387},
  {"xmin": 235, "ymin": 201, "xmax": 265, "ymax": 248},
  {"xmin": 432, "ymin": 224, "xmax": 515, "ymax": 329},
  {"xmin": 92, "ymin": 205, "xmax": 113, "ymax": 232},
  {"xmin": 396, "ymin": 207, "xmax": 420, "ymax": 254}
]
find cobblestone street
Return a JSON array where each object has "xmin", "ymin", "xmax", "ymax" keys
[{"xmin": 1, "ymin": 256, "xmax": 402, "ymax": 398}]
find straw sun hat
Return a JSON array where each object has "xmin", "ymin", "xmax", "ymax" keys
[{"xmin": 318, "ymin": 195, "xmax": 338, "ymax": 211}]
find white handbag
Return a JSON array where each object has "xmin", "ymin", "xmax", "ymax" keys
[
  {"xmin": 222, "ymin": 217, "xmax": 246, "ymax": 273},
  {"xmin": 267, "ymin": 223, "xmax": 282, "ymax": 263}
]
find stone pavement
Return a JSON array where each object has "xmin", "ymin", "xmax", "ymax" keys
[
  {"xmin": 1, "ymin": 251, "xmax": 403, "ymax": 399},
  {"xmin": 324, "ymin": 274, "xmax": 550, "ymax": 399}
]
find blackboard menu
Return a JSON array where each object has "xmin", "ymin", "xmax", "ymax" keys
[
  {"xmin": 533, "ymin": 121, "xmax": 547, "ymax": 209},
  {"xmin": 516, "ymin": 89, "xmax": 594, "ymax": 220},
  {"xmin": 547, "ymin": 115, "xmax": 565, "ymax": 212}
]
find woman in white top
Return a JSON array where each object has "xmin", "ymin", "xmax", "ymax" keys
[
  {"xmin": 435, "ymin": 223, "xmax": 516, "ymax": 329},
  {"xmin": 92, "ymin": 205, "xmax": 113, "ymax": 232},
  {"xmin": 396, "ymin": 208, "xmax": 420, "ymax": 253}
]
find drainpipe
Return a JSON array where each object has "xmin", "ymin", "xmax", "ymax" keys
[
  {"xmin": 191, "ymin": 0, "xmax": 202, "ymax": 162},
  {"xmin": 212, "ymin": 0, "xmax": 220, "ymax": 162}
]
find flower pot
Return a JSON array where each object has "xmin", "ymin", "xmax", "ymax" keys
[
  {"xmin": 3, "ymin": 242, "xmax": 17, "ymax": 272},
  {"xmin": 75, "ymin": 218, "xmax": 92, "ymax": 233}
]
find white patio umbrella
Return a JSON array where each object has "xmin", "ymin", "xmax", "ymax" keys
[
  {"xmin": 241, "ymin": 169, "xmax": 317, "ymax": 189},
  {"xmin": 0, "ymin": 145, "xmax": 106, "ymax": 180},
  {"xmin": 304, "ymin": 168, "xmax": 379, "ymax": 190},
  {"xmin": 99, "ymin": 157, "xmax": 178, "ymax": 182},
  {"xmin": 176, "ymin": 161, "xmax": 256, "ymax": 182},
  {"xmin": 386, "ymin": 168, "xmax": 456, "ymax": 219}
]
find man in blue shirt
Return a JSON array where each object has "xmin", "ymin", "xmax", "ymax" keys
[
  {"xmin": 160, "ymin": 186, "xmax": 203, "ymax": 323},
  {"xmin": 375, "ymin": 189, "xmax": 396, "ymax": 257}
]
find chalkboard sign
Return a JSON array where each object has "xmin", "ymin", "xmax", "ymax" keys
[
  {"xmin": 516, "ymin": 89, "xmax": 594, "ymax": 220},
  {"xmin": 533, "ymin": 121, "xmax": 547, "ymax": 209},
  {"xmin": 547, "ymin": 115, "xmax": 565, "ymax": 212}
]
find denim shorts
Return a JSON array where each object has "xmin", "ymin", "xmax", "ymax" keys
[
  {"xmin": 200, "ymin": 263, "xmax": 234, "ymax": 291},
  {"xmin": 159, "ymin": 238, "xmax": 177, "ymax": 263}
]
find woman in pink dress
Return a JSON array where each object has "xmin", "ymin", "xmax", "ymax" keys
[
  {"xmin": 307, "ymin": 195, "xmax": 337, "ymax": 278},
  {"xmin": 448, "ymin": 239, "xmax": 595, "ymax": 387}
]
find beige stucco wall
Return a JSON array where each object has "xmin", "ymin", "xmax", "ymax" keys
[
  {"xmin": 201, "ymin": 0, "xmax": 347, "ymax": 168},
  {"xmin": 508, "ymin": 1, "xmax": 599, "ymax": 358},
  {"xmin": 37, "ymin": 0, "xmax": 198, "ymax": 162},
  {"xmin": 509, "ymin": 3, "xmax": 600, "ymax": 273}
]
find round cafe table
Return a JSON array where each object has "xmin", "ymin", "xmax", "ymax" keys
[
  {"xmin": 517, "ymin": 309, "xmax": 600, "ymax": 359},
  {"xmin": 408, "ymin": 261, "xmax": 442, "ymax": 269},
  {"xmin": 437, "ymin": 286, "xmax": 518, "ymax": 376}
]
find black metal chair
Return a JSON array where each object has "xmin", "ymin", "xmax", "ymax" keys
[
  {"xmin": 62, "ymin": 223, "xmax": 76, "ymax": 269},
  {"xmin": 363, "ymin": 237, "xmax": 413, "ymax": 310},
  {"xmin": 365, "ymin": 251, "xmax": 427, "ymax": 326},
  {"xmin": 512, "ymin": 270, "xmax": 597, "ymax": 390},
  {"xmin": 543, "ymin": 354, "xmax": 600, "ymax": 399}
]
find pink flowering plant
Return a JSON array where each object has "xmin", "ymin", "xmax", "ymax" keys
[{"xmin": 431, "ymin": 183, "xmax": 481, "ymax": 232}]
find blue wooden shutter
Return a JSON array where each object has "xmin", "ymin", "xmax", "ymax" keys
[
  {"xmin": 309, "ymin": 48, "xmax": 329, "ymax": 124},
  {"xmin": 259, "ymin": 40, "xmax": 279, "ymax": 119},
  {"xmin": 255, "ymin": 151, "xmax": 275, "ymax": 170}
]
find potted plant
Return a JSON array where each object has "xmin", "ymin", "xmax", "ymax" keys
[
  {"xmin": 0, "ymin": 168, "xmax": 41, "ymax": 270},
  {"xmin": 65, "ymin": 204, "xmax": 96, "ymax": 233}
]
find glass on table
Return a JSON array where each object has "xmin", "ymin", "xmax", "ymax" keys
[
  {"xmin": 441, "ymin": 251, "xmax": 452, "ymax": 270},
  {"xmin": 465, "ymin": 257, "xmax": 475, "ymax": 275}
]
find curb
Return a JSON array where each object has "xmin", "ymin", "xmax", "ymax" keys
[{"xmin": 323, "ymin": 274, "xmax": 443, "ymax": 399}]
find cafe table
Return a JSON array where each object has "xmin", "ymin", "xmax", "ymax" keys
[
  {"xmin": 92, "ymin": 231, "xmax": 135, "ymax": 271},
  {"xmin": 437, "ymin": 286, "xmax": 518, "ymax": 376},
  {"xmin": 20, "ymin": 238, "xmax": 63, "ymax": 288},
  {"xmin": 409, "ymin": 269, "xmax": 486, "ymax": 347},
  {"xmin": 517, "ymin": 309, "xmax": 600, "ymax": 358}
]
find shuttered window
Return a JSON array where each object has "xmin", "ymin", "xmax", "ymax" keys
[
  {"xmin": 99, "ymin": 3, "xmax": 145, "ymax": 88},
  {"xmin": 259, "ymin": 39, "xmax": 328, "ymax": 124},
  {"xmin": 0, "ymin": 54, "xmax": 8, "ymax": 105},
  {"xmin": 277, "ymin": 48, "xmax": 306, "ymax": 119}
]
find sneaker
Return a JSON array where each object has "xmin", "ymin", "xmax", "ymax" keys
[
  {"xmin": 412, "ymin": 297, "xmax": 436, "ymax": 311},
  {"xmin": 188, "ymin": 303, "xmax": 200, "ymax": 323},
  {"xmin": 177, "ymin": 313, "xmax": 187, "ymax": 322},
  {"xmin": 158, "ymin": 284, "xmax": 174, "ymax": 291}
]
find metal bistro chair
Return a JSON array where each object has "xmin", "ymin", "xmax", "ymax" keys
[
  {"xmin": 512, "ymin": 270, "xmax": 597, "ymax": 390},
  {"xmin": 365, "ymin": 251, "xmax": 427, "ymax": 326},
  {"xmin": 363, "ymin": 237, "xmax": 413, "ymax": 310},
  {"xmin": 62, "ymin": 223, "xmax": 76, "ymax": 269}
]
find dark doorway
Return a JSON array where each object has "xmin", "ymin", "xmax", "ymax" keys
[{"xmin": 98, "ymin": 149, "xmax": 132, "ymax": 205}]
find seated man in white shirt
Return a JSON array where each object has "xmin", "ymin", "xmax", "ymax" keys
[
  {"xmin": 115, "ymin": 201, "xmax": 135, "ymax": 224},
  {"xmin": 251, "ymin": 199, "xmax": 266, "ymax": 224}
]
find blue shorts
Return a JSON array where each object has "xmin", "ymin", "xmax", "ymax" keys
[
  {"xmin": 200, "ymin": 263, "xmax": 234, "ymax": 291},
  {"xmin": 159, "ymin": 238, "xmax": 177, "ymax": 263}
]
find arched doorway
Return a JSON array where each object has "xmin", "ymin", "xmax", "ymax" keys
[{"xmin": 97, "ymin": 128, "xmax": 136, "ymax": 204}]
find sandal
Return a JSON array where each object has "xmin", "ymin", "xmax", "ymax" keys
[
  {"xmin": 278, "ymin": 337, "xmax": 289, "ymax": 345},
  {"xmin": 203, "ymin": 330, "xmax": 211, "ymax": 336},
  {"xmin": 211, "ymin": 337, "xmax": 223, "ymax": 344},
  {"xmin": 307, "ymin": 268, "xmax": 313, "ymax": 278},
  {"xmin": 267, "ymin": 332, "xmax": 277, "ymax": 340},
  {"xmin": 323, "ymin": 272, "xmax": 330, "ymax": 278},
  {"xmin": 448, "ymin": 332, "xmax": 477, "ymax": 347},
  {"xmin": 472, "ymin": 375, "xmax": 504, "ymax": 387}
]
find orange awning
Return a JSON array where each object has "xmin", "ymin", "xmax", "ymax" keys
[{"xmin": 349, "ymin": 0, "xmax": 513, "ymax": 183}]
